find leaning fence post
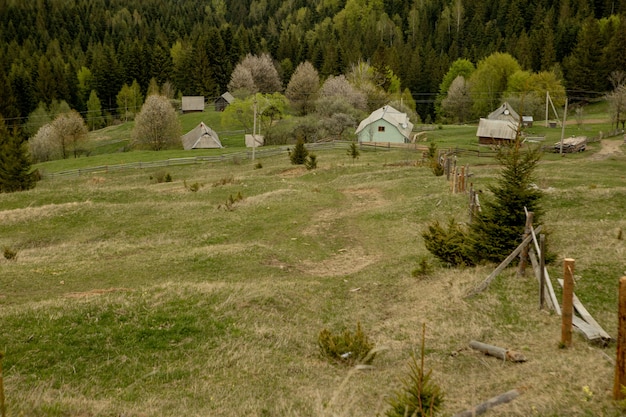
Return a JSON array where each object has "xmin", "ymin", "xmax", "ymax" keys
[
  {"xmin": 614, "ymin": 276, "xmax": 626, "ymax": 400},
  {"xmin": 517, "ymin": 212, "xmax": 533, "ymax": 277},
  {"xmin": 561, "ymin": 258, "xmax": 575, "ymax": 347}
]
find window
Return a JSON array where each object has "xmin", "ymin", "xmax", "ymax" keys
[{"xmin": 378, "ymin": 126, "xmax": 385, "ymax": 132}]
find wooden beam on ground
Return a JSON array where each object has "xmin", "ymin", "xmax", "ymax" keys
[
  {"xmin": 466, "ymin": 226, "xmax": 541, "ymax": 298},
  {"xmin": 469, "ymin": 341, "xmax": 527, "ymax": 362},
  {"xmin": 451, "ymin": 389, "xmax": 521, "ymax": 417},
  {"xmin": 557, "ymin": 279, "xmax": 612, "ymax": 345}
]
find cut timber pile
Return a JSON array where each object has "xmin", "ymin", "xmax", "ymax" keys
[{"xmin": 553, "ymin": 136, "xmax": 587, "ymax": 153}]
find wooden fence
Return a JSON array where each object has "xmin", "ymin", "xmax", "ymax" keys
[
  {"xmin": 41, "ymin": 142, "xmax": 354, "ymax": 179},
  {"xmin": 42, "ymin": 130, "xmax": 626, "ymax": 179}
]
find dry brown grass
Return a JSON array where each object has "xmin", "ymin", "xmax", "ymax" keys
[{"xmin": 1, "ymin": 148, "xmax": 625, "ymax": 416}]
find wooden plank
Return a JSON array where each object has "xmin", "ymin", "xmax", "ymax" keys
[
  {"xmin": 557, "ymin": 278, "xmax": 612, "ymax": 343},
  {"xmin": 466, "ymin": 226, "xmax": 541, "ymax": 298},
  {"xmin": 527, "ymin": 219, "xmax": 558, "ymax": 313},
  {"xmin": 571, "ymin": 316, "xmax": 606, "ymax": 342}
]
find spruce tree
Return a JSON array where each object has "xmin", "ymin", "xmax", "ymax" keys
[
  {"xmin": 290, "ymin": 138, "xmax": 309, "ymax": 165},
  {"xmin": 0, "ymin": 117, "xmax": 37, "ymax": 193},
  {"xmin": 468, "ymin": 142, "xmax": 543, "ymax": 263}
]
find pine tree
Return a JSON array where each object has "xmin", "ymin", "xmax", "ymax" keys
[
  {"xmin": 468, "ymin": 142, "xmax": 543, "ymax": 263},
  {"xmin": 290, "ymin": 138, "xmax": 308, "ymax": 165},
  {"xmin": 0, "ymin": 117, "xmax": 37, "ymax": 193}
]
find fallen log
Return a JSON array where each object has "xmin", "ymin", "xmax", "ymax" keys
[
  {"xmin": 451, "ymin": 389, "xmax": 521, "ymax": 417},
  {"xmin": 469, "ymin": 341, "xmax": 527, "ymax": 362}
]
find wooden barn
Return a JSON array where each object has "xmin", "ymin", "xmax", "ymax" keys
[
  {"xmin": 214, "ymin": 92, "xmax": 235, "ymax": 112},
  {"xmin": 181, "ymin": 96, "xmax": 205, "ymax": 113},
  {"xmin": 476, "ymin": 118, "xmax": 518, "ymax": 145},
  {"xmin": 476, "ymin": 102, "xmax": 521, "ymax": 145}
]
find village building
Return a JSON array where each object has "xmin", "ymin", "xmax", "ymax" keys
[
  {"xmin": 181, "ymin": 96, "xmax": 205, "ymax": 113},
  {"xmin": 355, "ymin": 105, "xmax": 414, "ymax": 144},
  {"xmin": 214, "ymin": 92, "xmax": 235, "ymax": 112},
  {"xmin": 181, "ymin": 122, "xmax": 223, "ymax": 150}
]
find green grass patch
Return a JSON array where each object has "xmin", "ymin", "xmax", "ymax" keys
[{"xmin": 2, "ymin": 116, "xmax": 625, "ymax": 416}]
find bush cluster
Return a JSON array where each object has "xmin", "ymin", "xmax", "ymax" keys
[
  {"xmin": 3, "ymin": 246, "xmax": 18, "ymax": 261},
  {"xmin": 318, "ymin": 322, "xmax": 375, "ymax": 366}
]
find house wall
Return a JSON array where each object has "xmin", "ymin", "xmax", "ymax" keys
[
  {"xmin": 478, "ymin": 137, "xmax": 514, "ymax": 145},
  {"xmin": 357, "ymin": 120, "xmax": 407, "ymax": 143}
]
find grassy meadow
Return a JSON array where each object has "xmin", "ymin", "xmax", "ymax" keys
[{"xmin": 1, "ymin": 113, "xmax": 626, "ymax": 416}]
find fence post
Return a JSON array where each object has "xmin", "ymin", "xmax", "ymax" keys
[
  {"xmin": 460, "ymin": 166, "xmax": 465, "ymax": 193},
  {"xmin": 539, "ymin": 233, "xmax": 546, "ymax": 310},
  {"xmin": 517, "ymin": 212, "xmax": 533, "ymax": 277},
  {"xmin": 0, "ymin": 351, "xmax": 5, "ymax": 417},
  {"xmin": 561, "ymin": 258, "xmax": 575, "ymax": 347},
  {"xmin": 468, "ymin": 185, "xmax": 475, "ymax": 224},
  {"xmin": 614, "ymin": 276, "xmax": 626, "ymax": 400}
]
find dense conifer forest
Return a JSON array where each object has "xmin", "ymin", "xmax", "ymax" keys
[{"xmin": 1, "ymin": 0, "xmax": 626, "ymax": 132}]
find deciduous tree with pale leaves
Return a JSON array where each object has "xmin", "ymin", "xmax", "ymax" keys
[
  {"xmin": 228, "ymin": 53, "xmax": 282, "ymax": 97},
  {"xmin": 132, "ymin": 95, "xmax": 182, "ymax": 151},
  {"xmin": 286, "ymin": 61, "xmax": 320, "ymax": 116},
  {"xmin": 51, "ymin": 110, "xmax": 89, "ymax": 158},
  {"xmin": 441, "ymin": 75, "xmax": 472, "ymax": 123}
]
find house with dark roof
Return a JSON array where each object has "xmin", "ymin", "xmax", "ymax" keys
[{"xmin": 214, "ymin": 92, "xmax": 235, "ymax": 112}]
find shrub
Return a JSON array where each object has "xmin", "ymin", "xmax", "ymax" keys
[
  {"xmin": 412, "ymin": 257, "xmax": 433, "ymax": 278},
  {"xmin": 184, "ymin": 180, "xmax": 202, "ymax": 192},
  {"xmin": 305, "ymin": 153, "xmax": 317, "ymax": 170},
  {"xmin": 318, "ymin": 322, "xmax": 375, "ymax": 366},
  {"xmin": 422, "ymin": 219, "xmax": 474, "ymax": 267},
  {"xmin": 254, "ymin": 161, "xmax": 263, "ymax": 169},
  {"xmin": 347, "ymin": 141, "xmax": 360, "ymax": 161},
  {"xmin": 213, "ymin": 175, "xmax": 236, "ymax": 187},
  {"xmin": 219, "ymin": 192, "xmax": 244, "ymax": 211},
  {"xmin": 3, "ymin": 246, "xmax": 18, "ymax": 261},
  {"xmin": 151, "ymin": 170, "xmax": 171, "ymax": 183},
  {"xmin": 430, "ymin": 159, "xmax": 444, "ymax": 176},
  {"xmin": 386, "ymin": 326, "xmax": 444, "ymax": 417},
  {"xmin": 427, "ymin": 141, "xmax": 444, "ymax": 176},
  {"xmin": 290, "ymin": 138, "xmax": 308, "ymax": 165}
]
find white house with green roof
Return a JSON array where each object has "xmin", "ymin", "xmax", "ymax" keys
[{"xmin": 355, "ymin": 105, "xmax": 414, "ymax": 143}]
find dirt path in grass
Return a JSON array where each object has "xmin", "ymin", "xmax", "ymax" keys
[
  {"xmin": 300, "ymin": 187, "xmax": 387, "ymax": 277},
  {"xmin": 590, "ymin": 139, "xmax": 624, "ymax": 160}
]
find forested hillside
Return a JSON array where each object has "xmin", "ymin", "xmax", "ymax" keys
[{"xmin": 1, "ymin": 0, "xmax": 626, "ymax": 131}]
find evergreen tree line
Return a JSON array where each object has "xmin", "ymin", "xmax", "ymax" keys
[{"xmin": 1, "ymin": 0, "xmax": 626, "ymax": 134}]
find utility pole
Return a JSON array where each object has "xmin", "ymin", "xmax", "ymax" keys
[
  {"xmin": 546, "ymin": 91, "xmax": 550, "ymax": 127},
  {"xmin": 252, "ymin": 96, "xmax": 257, "ymax": 161}
]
